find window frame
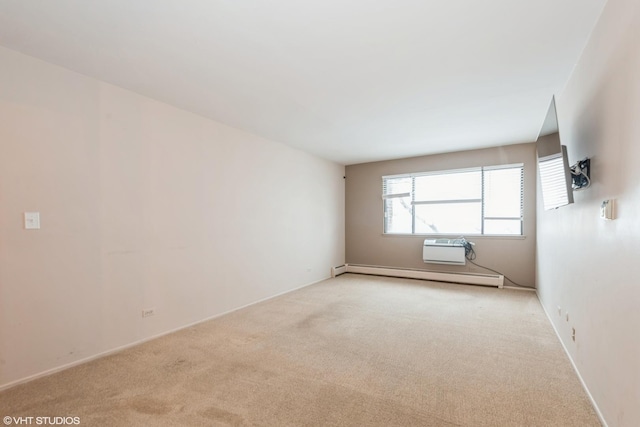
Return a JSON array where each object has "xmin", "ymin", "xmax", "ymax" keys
[{"xmin": 382, "ymin": 164, "xmax": 524, "ymax": 236}]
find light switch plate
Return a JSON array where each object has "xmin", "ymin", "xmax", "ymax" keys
[{"xmin": 24, "ymin": 212, "xmax": 40, "ymax": 229}]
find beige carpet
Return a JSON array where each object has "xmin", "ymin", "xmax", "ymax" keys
[{"xmin": 1, "ymin": 274, "xmax": 600, "ymax": 426}]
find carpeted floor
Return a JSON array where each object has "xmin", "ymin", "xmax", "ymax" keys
[{"xmin": 0, "ymin": 274, "xmax": 600, "ymax": 426}]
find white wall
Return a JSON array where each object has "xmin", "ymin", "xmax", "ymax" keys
[
  {"xmin": 0, "ymin": 46, "xmax": 345, "ymax": 388},
  {"xmin": 536, "ymin": 0, "xmax": 640, "ymax": 425}
]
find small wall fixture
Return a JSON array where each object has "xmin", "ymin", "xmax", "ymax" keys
[{"xmin": 600, "ymin": 199, "xmax": 614, "ymax": 220}]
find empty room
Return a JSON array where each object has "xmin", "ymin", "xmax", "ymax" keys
[{"xmin": 0, "ymin": 0, "xmax": 638, "ymax": 426}]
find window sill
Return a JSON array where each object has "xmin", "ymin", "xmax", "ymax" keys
[{"xmin": 381, "ymin": 234, "xmax": 527, "ymax": 240}]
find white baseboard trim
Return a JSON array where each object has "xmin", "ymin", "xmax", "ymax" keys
[
  {"xmin": 503, "ymin": 285, "xmax": 536, "ymax": 292},
  {"xmin": 0, "ymin": 276, "xmax": 330, "ymax": 392},
  {"xmin": 537, "ymin": 294, "xmax": 608, "ymax": 427},
  {"xmin": 331, "ymin": 264, "xmax": 347, "ymax": 277}
]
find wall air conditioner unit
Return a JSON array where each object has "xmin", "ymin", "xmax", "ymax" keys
[{"xmin": 423, "ymin": 239, "xmax": 466, "ymax": 265}]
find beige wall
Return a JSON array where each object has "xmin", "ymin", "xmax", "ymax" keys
[
  {"xmin": 0, "ymin": 47, "xmax": 345, "ymax": 388},
  {"xmin": 345, "ymin": 143, "xmax": 537, "ymax": 287},
  {"xmin": 536, "ymin": 132, "xmax": 561, "ymax": 158},
  {"xmin": 536, "ymin": 0, "xmax": 640, "ymax": 425}
]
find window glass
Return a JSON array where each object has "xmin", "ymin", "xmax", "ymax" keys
[
  {"xmin": 484, "ymin": 219, "xmax": 522, "ymax": 235},
  {"xmin": 384, "ymin": 197, "xmax": 412, "ymax": 234},
  {"xmin": 383, "ymin": 165, "xmax": 523, "ymax": 235},
  {"xmin": 414, "ymin": 171, "xmax": 481, "ymax": 202},
  {"xmin": 414, "ymin": 202, "xmax": 482, "ymax": 234},
  {"xmin": 484, "ymin": 168, "xmax": 522, "ymax": 218}
]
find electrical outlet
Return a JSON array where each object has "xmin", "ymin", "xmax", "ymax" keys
[
  {"xmin": 571, "ymin": 327, "xmax": 576, "ymax": 342},
  {"xmin": 142, "ymin": 308, "xmax": 155, "ymax": 318}
]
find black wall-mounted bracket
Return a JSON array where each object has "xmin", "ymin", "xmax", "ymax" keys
[{"xmin": 571, "ymin": 158, "xmax": 591, "ymax": 190}]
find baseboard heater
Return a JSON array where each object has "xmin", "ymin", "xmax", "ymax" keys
[{"xmin": 332, "ymin": 264, "xmax": 503, "ymax": 288}]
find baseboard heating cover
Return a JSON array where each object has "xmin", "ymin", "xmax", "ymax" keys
[
  {"xmin": 331, "ymin": 265, "xmax": 348, "ymax": 277},
  {"xmin": 335, "ymin": 264, "xmax": 504, "ymax": 288}
]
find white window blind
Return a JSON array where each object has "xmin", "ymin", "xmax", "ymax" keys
[
  {"xmin": 382, "ymin": 176, "xmax": 412, "ymax": 234},
  {"xmin": 382, "ymin": 164, "xmax": 524, "ymax": 235}
]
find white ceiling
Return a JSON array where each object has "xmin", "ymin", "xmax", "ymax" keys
[{"xmin": 0, "ymin": 0, "xmax": 607, "ymax": 165}]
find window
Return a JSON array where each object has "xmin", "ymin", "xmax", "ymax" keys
[{"xmin": 382, "ymin": 164, "xmax": 523, "ymax": 235}]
